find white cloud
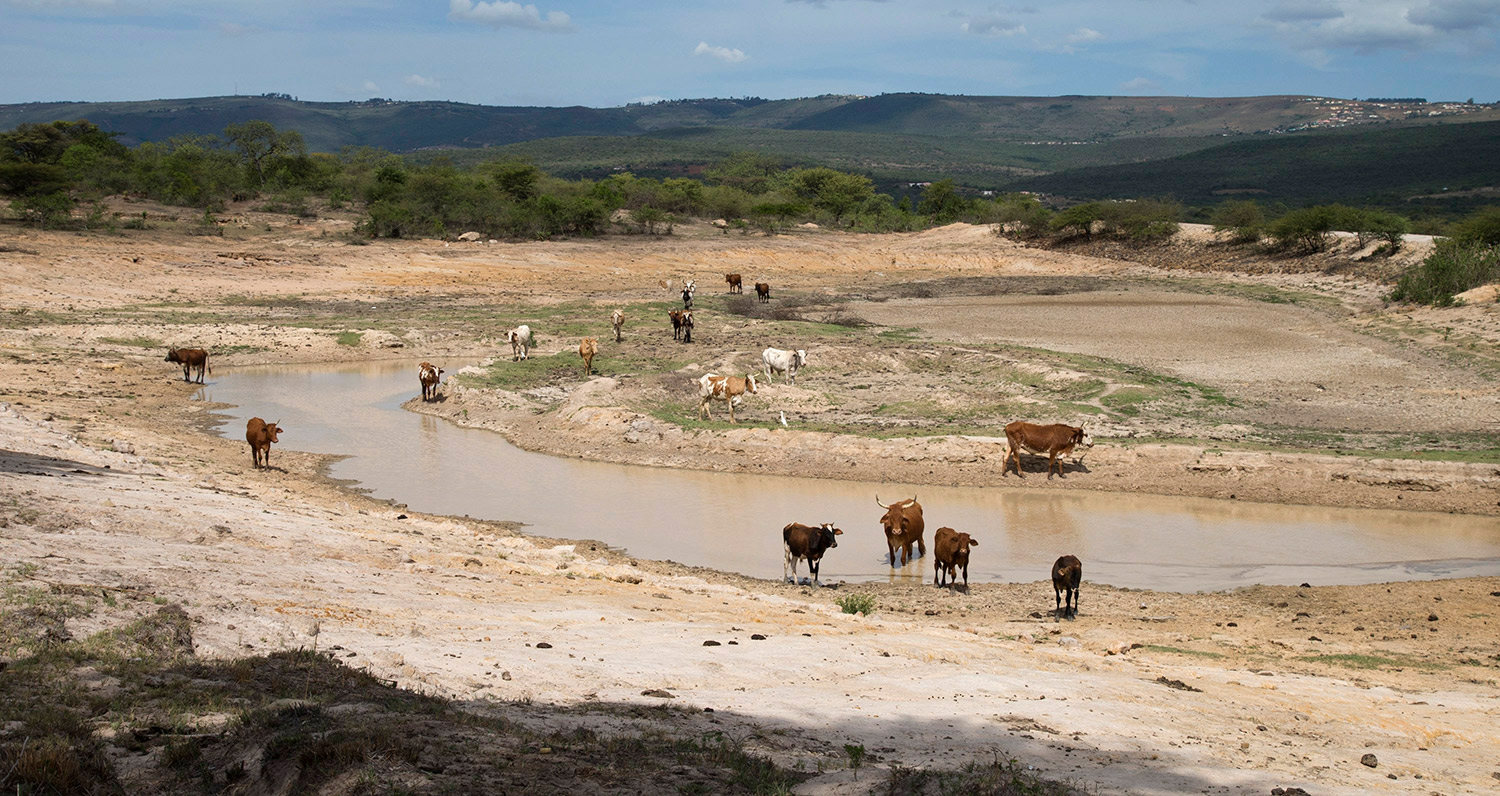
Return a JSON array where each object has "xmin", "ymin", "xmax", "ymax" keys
[
  {"xmin": 961, "ymin": 15, "xmax": 1026, "ymax": 37},
  {"xmin": 447, "ymin": 0, "xmax": 572, "ymax": 32},
  {"xmin": 1259, "ymin": 1, "xmax": 1500, "ymax": 55},
  {"xmin": 362, "ymin": 80, "xmax": 380, "ymax": 92},
  {"xmin": 693, "ymin": 41, "xmax": 747, "ymax": 63},
  {"xmin": 1066, "ymin": 27, "xmax": 1103, "ymax": 45},
  {"xmin": 1120, "ymin": 76, "xmax": 1159, "ymax": 92},
  {"xmin": 1407, "ymin": 0, "xmax": 1500, "ymax": 31},
  {"xmin": 404, "ymin": 73, "xmax": 440, "ymax": 88}
]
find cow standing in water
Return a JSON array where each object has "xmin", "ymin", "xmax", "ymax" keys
[
  {"xmin": 165, "ymin": 348, "xmax": 211, "ymax": 384},
  {"xmin": 875, "ymin": 495, "xmax": 925, "ymax": 567},
  {"xmin": 783, "ymin": 522, "xmax": 843, "ymax": 587}
]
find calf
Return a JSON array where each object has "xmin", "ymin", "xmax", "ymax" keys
[
  {"xmin": 245, "ymin": 417, "xmax": 283, "ymax": 469},
  {"xmin": 509, "ymin": 325, "xmax": 532, "ymax": 361},
  {"xmin": 783, "ymin": 522, "xmax": 843, "ymax": 587},
  {"xmin": 579, "ymin": 337, "xmax": 598, "ymax": 377},
  {"xmin": 755, "ymin": 282, "xmax": 770, "ymax": 303},
  {"xmin": 669, "ymin": 310, "xmax": 686, "ymax": 341},
  {"xmin": 1004, "ymin": 421, "xmax": 1093, "ymax": 479},
  {"xmin": 611, "ymin": 309, "xmax": 624, "ymax": 342},
  {"xmin": 165, "ymin": 347, "xmax": 211, "ymax": 384},
  {"xmin": 1052, "ymin": 555, "xmax": 1082, "ymax": 619},
  {"xmin": 681, "ymin": 287, "xmax": 694, "ymax": 310},
  {"xmin": 933, "ymin": 527, "xmax": 978, "ymax": 590},
  {"xmin": 725, "ymin": 273, "xmax": 743, "ymax": 294},
  {"xmin": 418, "ymin": 361, "xmax": 443, "ymax": 402},
  {"xmin": 697, "ymin": 372, "xmax": 756, "ymax": 423},
  {"xmin": 680, "ymin": 310, "xmax": 694, "ymax": 344},
  {"xmin": 875, "ymin": 495, "xmax": 925, "ymax": 567},
  {"xmin": 761, "ymin": 347, "xmax": 808, "ymax": 384}
]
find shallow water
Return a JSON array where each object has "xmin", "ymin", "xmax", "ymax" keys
[{"xmin": 196, "ymin": 360, "xmax": 1500, "ymax": 592}]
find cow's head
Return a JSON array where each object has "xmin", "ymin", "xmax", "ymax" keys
[
  {"xmin": 1073, "ymin": 426, "xmax": 1094, "ymax": 449},
  {"xmin": 164, "ymin": 348, "xmax": 179, "ymax": 363},
  {"xmin": 949, "ymin": 529, "xmax": 978, "ymax": 558},
  {"xmin": 875, "ymin": 495, "xmax": 918, "ymax": 536},
  {"xmin": 682, "ymin": 311, "xmax": 693, "ymax": 325},
  {"xmin": 744, "ymin": 374, "xmax": 757, "ymax": 394},
  {"xmin": 268, "ymin": 420, "xmax": 283, "ymax": 443},
  {"xmin": 820, "ymin": 522, "xmax": 844, "ymax": 549},
  {"xmin": 794, "ymin": 350, "xmax": 808, "ymax": 367}
]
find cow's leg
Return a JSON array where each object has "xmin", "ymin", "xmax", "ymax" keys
[
  {"xmin": 1047, "ymin": 451, "xmax": 1058, "ymax": 479},
  {"xmin": 784, "ymin": 547, "xmax": 795, "ymax": 583},
  {"xmin": 810, "ymin": 557, "xmax": 820, "ymax": 588},
  {"xmin": 699, "ymin": 398, "xmax": 710, "ymax": 420},
  {"xmin": 1071, "ymin": 586, "xmax": 1079, "ymax": 618},
  {"xmin": 1010, "ymin": 447, "xmax": 1024, "ymax": 478},
  {"xmin": 1055, "ymin": 584, "xmax": 1063, "ymax": 618},
  {"xmin": 961, "ymin": 562, "xmax": 968, "ymax": 588},
  {"xmin": 726, "ymin": 398, "xmax": 735, "ymax": 424},
  {"xmin": 933, "ymin": 558, "xmax": 941, "ymax": 586}
]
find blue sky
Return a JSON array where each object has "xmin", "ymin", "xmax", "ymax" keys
[{"xmin": 2, "ymin": 0, "xmax": 1498, "ymax": 105}]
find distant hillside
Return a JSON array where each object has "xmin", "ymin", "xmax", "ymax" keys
[
  {"xmin": 1012, "ymin": 120, "xmax": 1500, "ymax": 209},
  {"xmin": 5, "ymin": 93, "xmax": 1495, "ymax": 155}
]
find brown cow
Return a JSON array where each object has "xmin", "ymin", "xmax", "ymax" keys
[
  {"xmin": 165, "ymin": 347, "xmax": 210, "ymax": 384},
  {"xmin": 1052, "ymin": 555, "xmax": 1082, "ymax": 619},
  {"xmin": 669, "ymin": 310, "xmax": 686, "ymax": 341},
  {"xmin": 933, "ymin": 527, "xmax": 978, "ymax": 590},
  {"xmin": 783, "ymin": 522, "xmax": 843, "ymax": 587},
  {"xmin": 680, "ymin": 310, "xmax": 694, "ymax": 343},
  {"xmin": 697, "ymin": 372, "xmax": 756, "ymax": 422},
  {"xmin": 725, "ymin": 273, "xmax": 743, "ymax": 294},
  {"xmin": 245, "ymin": 417, "xmax": 283, "ymax": 469},
  {"xmin": 418, "ymin": 362, "xmax": 443, "ymax": 402},
  {"xmin": 875, "ymin": 495, "xmax": 925, "ymax": 567},
  {"xmin": 755, "ymin": 282, "xmax": 770, "ymax": 303},
  {"xmin": 611, "ymin": 309, "xmax": 625, "ymax": 342},
  {"xmin": 1004, "ymin": 421, "xmax": 1093, "ymax": 479},
  {"xmin": 579, "ymin": 337, "xmax": 599, "ymax": 377}
]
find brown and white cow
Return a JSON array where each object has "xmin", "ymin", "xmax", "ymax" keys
[
  {"xmin": 508, "ymin": 325, "xmax": 533, "ymax": 361},
  {"xmin": 754, "ymin": 282, "xmax": 770, "ymax": 303},
  {"xmin": 783, "ymin": 522, "xmax": 843, "ymax": 587},
  {"xmin": 578, "ymin": 337, "xmax": 598, "ymax": 377},
  {"xmin": 165, "ymin": 347, "xmax": 211, "ymax": 384},
  {"xmin": 679, "ymin": 310, "xmax": 693, "ymax": 343},
  {"xmin": 1052, "ymin": 554, "xmax": 1082, "ymax": 619},
  {"xmin": 933, "ymin": 527, "xmax": 978, "ymax": 590},
  {"xmin": 725, "ymin": 273, "xmax": 743, "ymax": 294},
  {"xmin": 1003, "ymin": 421, "xmax": 1093, "ymax": 479},
  {"xmin": 875, "ymin": 495, "xmax": 925, "ymax": 567},
  {"xmin": 418, "ymin": 362, "xmax": 443, "ymax": 402},
  {"xmin": 697, "ymin": 372, "xmax": 756, "ymax": 422},
  {"xmin": 611, "ymin": 309, "xmax": 625, "ymax": 342},
  {"xmin": 245, "ymin": 417, "xmax": 283, "ymax": 469}
]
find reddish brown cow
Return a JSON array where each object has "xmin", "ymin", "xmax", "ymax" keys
[
  {"xmin": 245, "ymin": 417, "xmax": 283, "ymax": 469},
  {"xmin": 165, "ymin": 347, "xmax": 211, "ymax": 384},
  {"xmin": 875, "ymin": 495, "xmax": 925, "ymax": 567},
  {"xmin": 933, "ymin": 527, "xmax": 978, "ymax": 590},
  {"xmin": 1004, "ymin": 421, "xmax": 1093, "ymax": 479},
  {"xmin": 783, "ymin": 522, "xmax": 843, "ymax": 587},
  {"xmin": 755, "ymin": 282, "xmax": 770, "ymax": 303},
  {"xmin": 669, "ymin": 310, "xmax": 686, "ymax": 341},
  {"xmin": 418, "ymin": 362, "xmax": 443, "ymax": 402},
  {"xmin": 725, "ymin": 273, "xmax": 743, "ymax": 294},
  {"xmin": 1052, "ymin": 555, "xmax": 1082, "ymax": 619}
]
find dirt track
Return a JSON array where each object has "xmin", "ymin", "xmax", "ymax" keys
[{"xmin": 2, "ymin": 208, "xmax": 1500, "ymax": 793}]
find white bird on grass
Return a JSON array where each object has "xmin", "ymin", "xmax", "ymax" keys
[{"xmin": 779, "ymin": 411, "xmax": 788, "ymax": 427}]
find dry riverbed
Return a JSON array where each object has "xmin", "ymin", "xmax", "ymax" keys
[{"xmin": 2, "ymin": 211, "xmax": 1500, "ymax": 793}]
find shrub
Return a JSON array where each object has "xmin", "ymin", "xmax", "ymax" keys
[
  {"xmin": 1267, "ymin": 205, "xmax": 1337, "ymax": 252},
  {"xmin": 1452, "ymin": 206, "xmax": 1500, "ymax": 247},
  {"xmin": 836, "ymin": 593, "xmax": 876, "ymax": 615},
  {"xmin": 1355, "ymin": 209, "xmax": 1410, "ymax": 250},
  {"xmin": 1049, "ymin": 202, "xmax": 1105, "ymax": 238},
  {"xmin": 991, "ymin": 194, "xmax": 1053, "ymax": 240},
  {"xmin": 1101, "ymin": 198, "xmax": 1180, "ymax": 241},
  {"xmin": 1209, "ymin": 200, "xmax": 1265, "ymax": 244},
  {"xmin": 1390, "ymin": 239, "xmax": 1500, "ymax": 306}
]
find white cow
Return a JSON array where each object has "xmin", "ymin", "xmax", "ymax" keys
[
  {"xmin": 762, "ymin": 347, "xmax": 808, "ymax": 384},
  {"xmin": 509, "ymin": 325, "xmax": 533, "ymax": 361}
]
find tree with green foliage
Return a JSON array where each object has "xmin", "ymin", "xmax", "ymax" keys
[
  {"xmin": 223, "ymin": 120, "xmax": 305, "ymax": 186},
  {"xmin": 1209, "ymin": 200, "xmax": 1265, "ymax": 244},
  {"xmin": 990, "ymin": 193, "xmax": 1052, "ymax": 240},
  {"xmin": 485, "ymin": 160, "xmax": 542, "ymax": 202},
  {"xmin": 777, "ymin": 167, "xmax": 875, "ymax": 226},
  {"xmin": 1266, "ymin": 206, "xmax": 1337, "ymax": 252},
  {"xmin": 705, "ymin": 151, "xmax": 783, "ymax": 194},
  {"xmin": 1050, "ymin": 202, "xmax": 1105, "ymax": 238},
  {"xmin": 1391, "ymin": 239, "xmax": 1499, "ymax": 306},
  {"xmin": 749, "ymin": 201, "xmax": 807, "ymax": 234},
  {"xmin": 1452, "ymin": 206, "xmax": 1500, "ymax": 248},
  {"xmin": 917, "ymin": 180, "xmax": 972, "ymax": 224}
]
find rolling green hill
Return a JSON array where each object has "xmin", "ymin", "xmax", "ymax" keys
[{"xmin": 1012, "ymin": 120, "xmax": 1500, "ymax": 209}]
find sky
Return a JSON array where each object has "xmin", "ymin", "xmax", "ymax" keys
[{"xmin": 2, "ymin": 0, "xmax": 1498, "ymax": 106}]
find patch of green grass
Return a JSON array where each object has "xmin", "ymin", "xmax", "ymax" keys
[
  {"xmin": 1142, "ymin": 645, "xmax": 1226, "ymax": 659},
  {"xmin": 1301, "ymin": 653, "xmax": 1446, "ymax": 671},
  {"xmin": 95, "ymin": 336, "xmax": 161, "ymax": 348},
  {"xmin": 1101, "ymin": 387, "xmax": 1157, "ymax": 416},
  {"xmin": 334, "ymin": 331, "xmax": 363, "ymax": 347},
  {"xmin": 836, "ymin": 594, "xmax": 876, "ymax": 616}
]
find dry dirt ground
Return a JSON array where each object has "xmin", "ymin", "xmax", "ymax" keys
[{"xmin": 2, "ymin": 209, "xmax": 1500, "ymax": 794}]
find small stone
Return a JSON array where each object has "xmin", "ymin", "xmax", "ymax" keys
[
  {"xmin": 1427, "ymin": 613, "xmax": 1438, "ymax": 621},
  {"xmin": 1293, "ymin": 713, "xmax": 1309, "ymax": 721},
  {"xmin": 1361, "ymin": 753, "xmax": 1378, "ymax": 768},
  {"xmin": 1385, "ymin": 773, "xmax": 1396, "ymax": 780},
  {"xmin": 641, "ymin": 689, "xmax": 674, "ymax": 699},
  {"xmin": 703, "ymin": 640, "xmax": 720, "ymax": 647},
  {"xmin": 750, "ymin": 634, "xmax": 767, "ymax": 640},
  {"xmin": 703, "ymin": 707, "xmax": 714, "ymax": 713},
  {"xmin": 501, "ymin": 671, "xmax": 511, "ymax": 681},
  {"xmin": 1299, "ymin": 582, "xmax": 1311, "ymax": 588},
  {"xmin": 1257, "ymin": 725, "xmax": 1268, "ymax": 731},
  {"xmin": 1226, "ymin": 622, "xmax": 1237, "ymax": 627},
  {"xmin": 535, "ymin": 642, "xmax": 552, "ymax": 649}
]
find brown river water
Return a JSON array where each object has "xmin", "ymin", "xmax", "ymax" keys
[{"xmin": 197, "ymin": 360, "xmax": 1500, "ymax": 592}]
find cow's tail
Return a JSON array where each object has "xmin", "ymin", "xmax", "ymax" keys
[{"xmin": 207, "ymin": 356, "xmax": 213, "ymax": 376}]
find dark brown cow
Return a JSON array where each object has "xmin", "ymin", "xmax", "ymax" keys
[
  {"xmin": 933, "ymin": 527, "xmax": 978, "ymax": 590},
  {"xmin": 165, "ymin": 347, "xmax": 211, "ymax": 384},
  {"xmin": 725, "ymin": 273, "xmax": 743, "ymax": 293},
  {"xmin": 1004, "ymin": 421, "xmax": 1093, "ymax": 479},
  {"xmin": 245, "ymin": 417, "xmax": 283, "ymax": 469},
  {"xmin": 875, "ymin": 495, "xmax": 925, "ymax": 567},
  {"xmin": 755, "ymin": 282, "xmax": 770, "ymax": 303},
  {"xmin": 680, "ymin": 310, "xmax": 693, "ymax": 344},
  {"xmin": 1052, "ymin": 555, "xmax": 1082, "ymax": 619},
  {"xmin": 783, "ymin": 522, "xmax": 843, "ymax": 587},
  {"xmin": 669, "ymin": 310, "xmax": 686, "ymax": 341},
  {"xmin": 419, "ymin": 362, "xmax": 443, "ymax": 402}
]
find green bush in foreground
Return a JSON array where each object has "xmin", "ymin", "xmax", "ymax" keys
[
  {"xmin": 836, "ymin": 593, "xmax": 876, "ymax": 615},
  {"xmin": 1390, "ymin": 239, "xmax": 1500, "ymax": 306}
]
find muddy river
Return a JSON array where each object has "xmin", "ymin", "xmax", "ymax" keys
[{"xmin": 197, "ymin": 360, "xmax": 1500, "ymax": 592}]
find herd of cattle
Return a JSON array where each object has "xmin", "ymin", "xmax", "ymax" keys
[{"xmin": 164, "ymin": 272, "xmax": 1092, "ymax": 615}]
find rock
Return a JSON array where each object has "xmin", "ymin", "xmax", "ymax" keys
[
  {"xmin": 1155, "ymin": 676, "xmax": 1202, "ymax": 692},
  {"xmin": 457, "ymin": 231, "xmax": 482, "ymax": 241},
  {"xmin": 535, "ymin": 642, "xmax": 553, "ymax": 649},
  {"xmin": 702, "ymin": 640, "xmax": 721, "ymax": 647},
  {"xmin": 1056, "ymin": 636, "xmax": 1080, "ymax": 647},
  {"xmin": 711, "ymin": 218, "xmax": 729, "ymax": 228},
  {"xmin": 1361, "ymin": 753, "xmax": 1378, "ymax": 768},
  {"xmin": 1427, "ymin": 613, "xmax": 1439, "ymax": 621},
  {"xmin": 641, "ymin": 689, "xmax": 674, "ymax": 699},
  {"xmin": 110, "ymin": 439, "xmax": 135, "ymax": 455},
  {"xmin": 501, "ymin": 671, "xmax": 511, "ymax": 681},
  {"xmin": 750, "ymin": 634, "xmax": 767, "ymax": 640}
]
